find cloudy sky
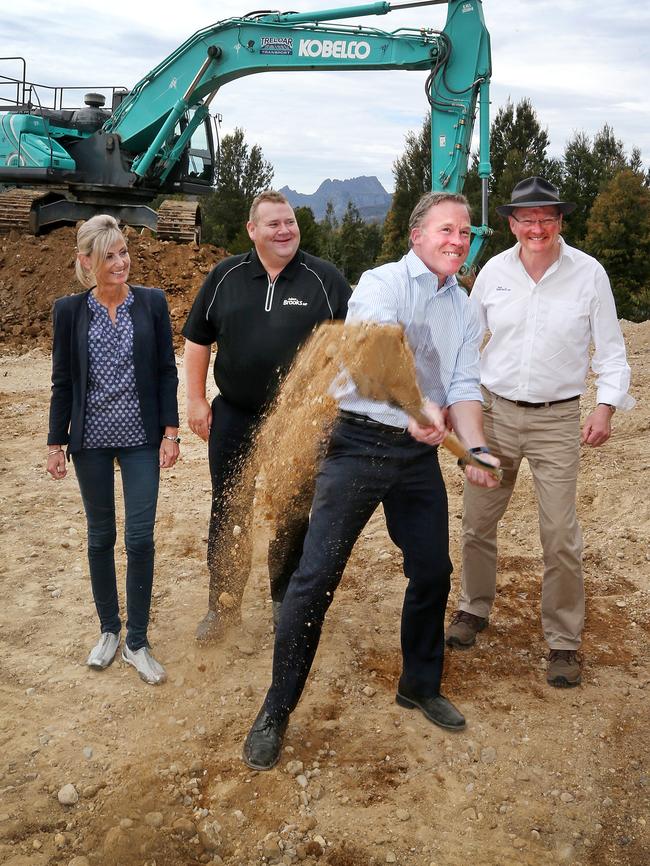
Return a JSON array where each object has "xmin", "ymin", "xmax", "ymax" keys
[{"xmin": 3, "ymin": 0, "xmax": 648, "ymax": 192}]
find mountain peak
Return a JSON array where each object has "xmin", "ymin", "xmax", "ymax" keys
[{"xmin": 279, "ymin": 176, "xmax": 392, "ymax": 223}]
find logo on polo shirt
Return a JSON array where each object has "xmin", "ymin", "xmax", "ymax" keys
[
  {"xmin": 495, "ymin": 285, "xmax": 511, "ymax": 292},
  {"xmin": 283, "ymin": 297, "xmax": 308, "ymax": 306}
]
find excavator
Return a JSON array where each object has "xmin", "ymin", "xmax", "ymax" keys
[{"xmin": 0, "ymin": 0, "xmax": 491, "ymax": 261}]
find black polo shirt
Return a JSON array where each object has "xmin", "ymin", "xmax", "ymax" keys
[{"xmin": 182, "ymin": 248, "xmax": 351, "ymax": 412}]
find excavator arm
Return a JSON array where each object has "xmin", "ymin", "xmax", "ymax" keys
[{"xmin": 106, "ymin": 0, "xmax": 491, "ymax": 263}]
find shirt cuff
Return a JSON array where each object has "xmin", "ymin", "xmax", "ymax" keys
[
  {"xmin": 596, "ymin": 391, "xmax": 636, "ymax": 411},
  {"xmin": 446, "ymin": 387, "xmax": 484, "ymax": 406}
]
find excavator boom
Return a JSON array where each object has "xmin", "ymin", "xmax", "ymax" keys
[{"xmin": 0, "ymin": 1, "xmax": 491, "ymax": 257}]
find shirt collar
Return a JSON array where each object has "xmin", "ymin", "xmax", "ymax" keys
[
  {"xmin": 87, "ymin": 288, "xmax": 133, "ymax": 315},
  {"xmin": 250, "ymin": 247, "xmax": 304, "ymax": 281},
  {"xmin": 406, "ymin": 248, "xmax": 458, "ymax": 294}
]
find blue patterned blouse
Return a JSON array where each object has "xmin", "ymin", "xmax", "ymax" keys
[{"xmin": 83, "ymin": 290, "xmax": 148, "ymax": 448}]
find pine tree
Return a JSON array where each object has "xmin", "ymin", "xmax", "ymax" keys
[
  {"xmin": 559, "ymin": 124, "xmax": 628, "ymax": 247},
  {"xmin": 583, "ymin": 168, "xmax": 650, "ymax": 322},
  {"xmin": 294, "ymin": 206, "xmax": 321, "ymax": 257},
  {"xmin": 480, "ymin": 99, "xmax": 556, "ymax": 258},
  {"xmin": 319, "ymin": 201, "xmax": 341, "ymax": 267},
  {"xmin": 202, "ymin": 128, "xmax": 274, "ymax": 251},
  {"xmin": 338, "ymin": 202, "xmax": 367, "ymax": 283}
]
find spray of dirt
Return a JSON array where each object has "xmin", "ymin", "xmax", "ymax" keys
[
  {"xmin": 253, "ymin": 320, "xmax": 426, "ymax": 524},
  {"xmin": 212, "ymin": 320, "xmax": 430, "ymax": 614}
]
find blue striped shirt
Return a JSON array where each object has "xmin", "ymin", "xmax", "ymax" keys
[{"xmin": 338, "ymin": 249, "xmax": 483, "ymax": 427}]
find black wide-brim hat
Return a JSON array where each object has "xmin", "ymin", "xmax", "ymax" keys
[{"xmin": 496, "ymin": 176, "xmax": 577, "ymax": 216}]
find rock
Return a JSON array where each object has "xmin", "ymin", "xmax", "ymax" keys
[
  {"xmin": 68, "ymin": 858, "xmax": 91, "ymax": 866},
  {"xmin": 513, "ymin": 838, "xmax": 526, "ymax": 849},
  {"xmin": 480, "ymin": 747, "xmax": 497, "ymax": 764},
  {"xmin": 557, "ymin": 844, "xmax": 575, "ymax": 862},
  {"xmin": 54, "ymin": 832, "xmax": 67, "ymax": 847},
  {"xmin": 173, "ymin": 817, "xmax": 196, "ymax": 837},
  {"xmin": 386, "ymin": 853, "xmax": 397, "ymax": 863},
  {"xmin": 560, "ymin": 792, "xmax": 575, "ymax": 803},
  {"xmin": 395, "ymin": 809, "xmax": 410, "ymax": 821},
  {"xmin": 305, "ymin": 840, "xmax": 323, "ymax": 857},
  {"xmin": 83, "ymin": 747, "xmax": 93, "ymax": 760},
  {"xmin": 144, "ymin": 811, "xmax": 164, "ymax": 827},
  {"xmin": 81, "ymin": 784, "xmax": 99, "ymax": 798},
  {"xmin": 299, "ymin": 816, "xmax": 318, "ymax": 833},
  {"xmin": 462, "ymin": 806, "xmax": 478, "ymax": 821},
  {"xmin": 296, "ymin": 774, "xmax": 309, "ymax": 788},
  {"xmin": 57, "ymin": 784, "xmax": 79, "ymax": 805},
  {"xmin": 286, "ymin": 760, "xmax": 304, "ymax": 776},
  {"xmin": 262, "ymin": 836, "xmax": 282, "ymax": 859},
  {"xmin": 198, "ymin": 830, "xmax": 220, "ymax": 852},
  {"xmin": 119, "ymin": 818, "xmax": 134, "ymax": 829},
  {"xmin": 362, "ymin": 685, "xmax": 376, "ymax": 697},
  {"xmin": 232, "ymin": 809, "xmax": 246, "ymax": 825},
  {"xmin": 103, "ymin": 827, "xmax": 127, "ymax": 852}
]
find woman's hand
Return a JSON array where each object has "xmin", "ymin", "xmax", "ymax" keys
[
  {"xmin": 159, "ymin": 434, "xmax": 180, "ymax": 469},
  {"xmin": 47, "ymin": 447, "xmax": 67, "ymax": 480}
]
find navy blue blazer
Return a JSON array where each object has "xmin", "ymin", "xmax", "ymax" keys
[{"xmin": 48, "ymin": 285, "xmax": 179, "ymax": 452}]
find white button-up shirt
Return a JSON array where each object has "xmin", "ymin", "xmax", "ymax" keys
[{"xmin": 469, "ymin": 239, "xmax": 635, "ymax": 409}]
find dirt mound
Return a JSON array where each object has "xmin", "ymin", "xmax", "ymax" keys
[{"xmin": 0, "ymin": 226, "xmax": 228, "ymax": 351}]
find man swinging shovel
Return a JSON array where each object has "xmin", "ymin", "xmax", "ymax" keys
[{"xmin": 242, "ymin": 190, "xmax": 500, "ymax": 771}]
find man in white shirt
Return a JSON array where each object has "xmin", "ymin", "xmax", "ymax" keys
[{"xmin": 446, "ymin": 177, "xmax": 635, "ymax": 688}]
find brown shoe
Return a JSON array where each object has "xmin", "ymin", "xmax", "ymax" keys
[
  {"xmin": 445, "ymin": 610, "xmax": 488, "ymax": 648},
  {"xmin": 547, "ymin": 650, "xmax": 581, "ymax": 688}
]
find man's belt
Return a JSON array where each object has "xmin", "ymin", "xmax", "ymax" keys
[
  {"xmin": 339, "ymin": 410, "xmax": 408, "ymax": 435},
  {"xmin": 499, "ymin": 394, "xmax": 580, "ymax": 409}
]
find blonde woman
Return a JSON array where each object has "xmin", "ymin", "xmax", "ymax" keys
[{"xmin": 46, "ymin": 215, "xmax": 179, "ymax": 684}]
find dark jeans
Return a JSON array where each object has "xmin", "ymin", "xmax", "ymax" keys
[
  {"xmin": 72, "ymin": 445, "xmax": 160, "ymax": 650},
  {"xmin": 206, "ymin": 395, "xmax": 311, "ymax": 611},
  {"xmin": 264, "ymin": 418, "xmax": 452, "ymax": 720}
]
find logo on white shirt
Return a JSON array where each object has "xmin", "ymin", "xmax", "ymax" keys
[
  {"xmin": 283, "ymin": 297, "xmax": 308, "ymax": 306},
  {"xmin": 495, "ymin": 285, "xmax": 511, "ymax": 292}
]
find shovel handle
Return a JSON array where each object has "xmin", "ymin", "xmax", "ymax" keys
[{"xmin": 404, "ymin": 403, "xmax": 502, "ymax": 481}]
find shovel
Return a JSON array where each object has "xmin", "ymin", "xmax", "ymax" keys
[{"xmin": 340, "ymin": 323, "xmax": 502, "ymax": 481}]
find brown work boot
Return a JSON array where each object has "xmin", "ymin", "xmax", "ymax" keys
[
  {"xmin": 445, "ymin": 610, "xmax": 488, "ymax": 648},
  {"xmin": 547, "ymin": 650, "xmax": 581, "ymax": 688}
]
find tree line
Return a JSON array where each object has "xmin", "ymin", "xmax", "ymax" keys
[
  {"xmin": 199, "ymin": 104, "xmax": 649, "ymax": 321},
  {"xmin": 380, "ymin": 100, "xmax": 650, "ymax": 322}
]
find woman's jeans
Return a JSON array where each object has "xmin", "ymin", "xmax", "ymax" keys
[{"xmin": 72, "ymin": 446, "xmax": 160, "ymax": 651}]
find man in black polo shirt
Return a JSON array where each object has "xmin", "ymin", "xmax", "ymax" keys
[{"xmin": 183, "ymin": 190, "xmax": 351, "ymax": 641}]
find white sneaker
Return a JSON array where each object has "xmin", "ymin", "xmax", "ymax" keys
[
  {"xmin": 86, "ymin": 632, "xmax": 121, "ymax": 669},
  {"xmin": 122, "ymin": 644, "xmax": 167, "ymax": 685}
]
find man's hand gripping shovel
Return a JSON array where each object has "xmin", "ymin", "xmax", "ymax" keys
[{"xmin": 340, "ymin": 323, "xmax": 503, "ymax": 482}]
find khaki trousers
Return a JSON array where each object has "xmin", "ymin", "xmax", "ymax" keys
[{"xmin": 460, "ymin": 388, "xmax": 584, "ymax": 649}]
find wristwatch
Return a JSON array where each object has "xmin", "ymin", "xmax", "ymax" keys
[{"xmin": 163, "ymin": 434, "xmax": 181, "ymax": 443}]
